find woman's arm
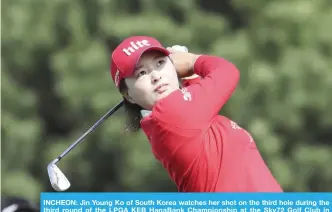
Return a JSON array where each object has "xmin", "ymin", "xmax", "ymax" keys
[{"xmin": 154, "ymin": 53, "xmax": 240, "ymax": 129}]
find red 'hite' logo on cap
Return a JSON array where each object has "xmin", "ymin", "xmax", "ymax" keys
[{"xmin": 110, "ymin": 36, "xmax": 169, "ymax": 88}]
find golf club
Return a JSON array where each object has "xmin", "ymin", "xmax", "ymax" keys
[{"xmin": 47, "ymin": 100, "xmax": 124, "ymax": 191}]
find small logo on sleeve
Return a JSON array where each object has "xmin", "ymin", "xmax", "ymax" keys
[
  {"xmin": 181, "ymin": 88, "xmax": 192, "ymax": 101},
  {"xmin": 230, "ymin": 120, "xmax": 253, "ymax": 143}
]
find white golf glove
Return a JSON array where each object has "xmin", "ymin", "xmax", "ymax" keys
[
  {"xmin": 168, "ymin": 45, "xmax": 200, "ymax": 80},
  {"xmin": 167, "ymin": 45, "xmax": 188, "ymax": 53},
  {"xmin": 171, "ymin": 45, "xmax": 188, "ymax": 52}
]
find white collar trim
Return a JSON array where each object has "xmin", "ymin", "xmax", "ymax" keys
[{"xmin": 140, "ymin": 110, "xmax": 152, "ymax": 118}]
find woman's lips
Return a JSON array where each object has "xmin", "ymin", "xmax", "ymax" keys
[{"xmin": 155, "ymin": 83, "xmax": 168, "ymax": 94}]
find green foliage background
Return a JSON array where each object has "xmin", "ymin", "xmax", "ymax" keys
[{"xmin": 1, "ymin": 0, "xmax": 332, "ymax": 202}]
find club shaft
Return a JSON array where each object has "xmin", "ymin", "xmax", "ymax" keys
[{"xmin": 56, "ymin": 100, "xmax": 124, "ymax": 162}]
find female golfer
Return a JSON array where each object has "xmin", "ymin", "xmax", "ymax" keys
[{"xmin": 110, "ymin": 36, "xmax": 283, "ymax": 192}]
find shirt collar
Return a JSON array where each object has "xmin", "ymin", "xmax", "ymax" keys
[{"xmin": 140, "ymin": 110, "xmax": 152, "ymax": 118}]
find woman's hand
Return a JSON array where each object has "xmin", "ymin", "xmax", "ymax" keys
[{"xmin": 167, "ymin": 46, "xmax": 200, "ymax": 78}]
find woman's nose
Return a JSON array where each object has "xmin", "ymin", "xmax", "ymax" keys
[{"xmin": 151, "ymin": 71, "xmax": 162, "ymax": 84}]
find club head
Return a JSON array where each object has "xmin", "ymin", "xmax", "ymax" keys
[{"xmin": 47, "ymin": 163, "xmax": 71, "ymax": 191}]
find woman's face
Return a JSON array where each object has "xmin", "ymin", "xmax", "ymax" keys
[{"xmin": 124, "ymin": 51, "xmax": 180, "ymax": 110}]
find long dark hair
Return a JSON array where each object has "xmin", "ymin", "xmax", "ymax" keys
[{"xmin": 119, "ymin": 79, "xmax": 143, "ymax": 133}]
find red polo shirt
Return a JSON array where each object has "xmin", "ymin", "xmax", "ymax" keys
[{"xmin": 140, "ymin": 55, "xmax": 283, "ymax": 192}]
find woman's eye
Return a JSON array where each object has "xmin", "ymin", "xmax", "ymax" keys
[
  {"xmin": 157, "ymin": 59, "xmax": 165, "ymax": 67},
  {"xmin": 137, "ymin": 70, "xmax": 147, "ymax": 78}
]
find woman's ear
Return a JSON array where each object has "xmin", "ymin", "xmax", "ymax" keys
[
  {"xmin": 119, "ymin": 79, "xmax": 136, "ymax": 104},
  {"xmin": 123, "ymin": 92, "xmax": 136, "ymax": 104}
]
